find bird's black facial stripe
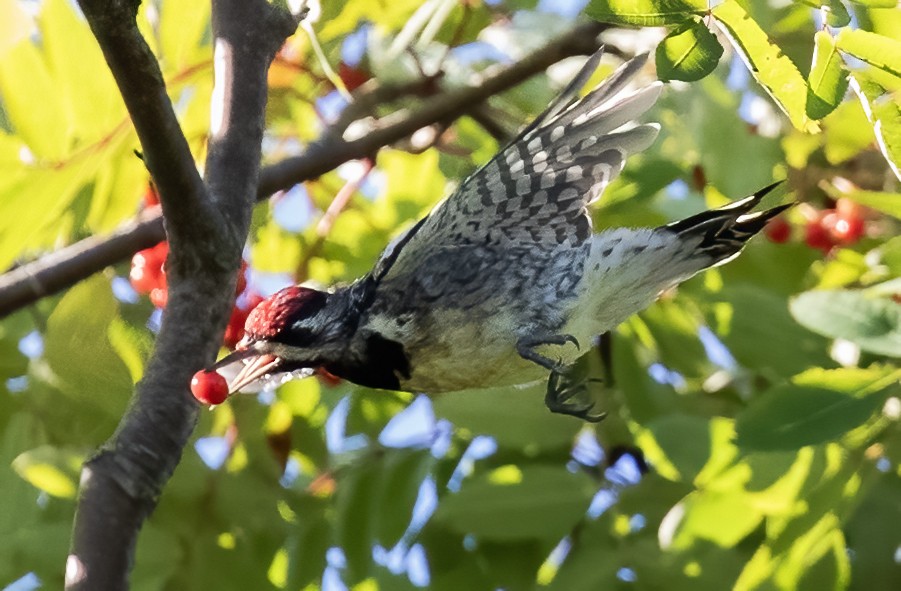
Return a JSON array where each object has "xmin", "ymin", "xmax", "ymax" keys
[{"xmin": 270, "ymin": 327, "xmax": 315, "ymax": 347}]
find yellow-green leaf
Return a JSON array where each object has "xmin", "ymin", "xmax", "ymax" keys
[
  {"xmin": 836, "ymin": 29, "xmax": 901, "ymax": 78},
  {"xmin": 12, "ymin": 445, "xmax": 85, "ymax": 499},
  {"xmin": 850, "ymin": 75, "xmax": 901, "ymax": 181},
  {"xmin": 585, "ymin": 0, "xmax": 706, "ymax": 26},
  {"xmin": 807, "ymin": 31, "xmax": 848, "ymax": 120},
  {"xmin": 713, "ymin": 0, "xmax": 819, "ymax": 133},
  {"xmin": 656, "ymin": 19, "xmax": 724, "ymax": 82}
]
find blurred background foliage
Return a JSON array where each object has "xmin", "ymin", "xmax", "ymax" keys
[{"xmin": 0, "ymin": 0, "xmax": 900, "ymax": 589}]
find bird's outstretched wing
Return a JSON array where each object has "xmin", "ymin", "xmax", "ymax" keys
[{"xmin": 373, "ymin": 50, "xmax": 662, "ymax": 282}]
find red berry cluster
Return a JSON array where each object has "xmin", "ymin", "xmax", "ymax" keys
[
  {"xmin": 765, "ymin": 198, "xmax": 866, "ymax": 254},
  {"xmin": 129, "ymin": 241, "xmax": 169, "ymax": 307}
]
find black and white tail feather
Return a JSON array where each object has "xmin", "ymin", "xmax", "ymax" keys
[{"xmin": 665, "ymin": 181, "xmax": 790, "ymax": 267}]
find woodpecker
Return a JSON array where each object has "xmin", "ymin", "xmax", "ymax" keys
[{"xmin": 212, "ymin": 51, "xmax": 789, "ymax": 421}]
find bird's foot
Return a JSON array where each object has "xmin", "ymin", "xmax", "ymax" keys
[
  {"xmin": 545, "ymin": 370, "xmax": 606, "ymax": 423},
  {"xmin": 516, "ymin": 334, "xmax": 580, "ymax": 372}
]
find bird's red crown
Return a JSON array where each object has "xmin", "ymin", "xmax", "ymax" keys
[{"xmin": 244, "ymin": 286, "xmax": 326, "ymax": 340}]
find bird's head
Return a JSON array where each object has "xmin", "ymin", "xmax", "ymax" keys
[{"xmin": 213, "ymin": 285, "xmax": 346, "ymax": 393}]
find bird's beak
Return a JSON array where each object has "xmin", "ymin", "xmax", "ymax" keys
[{"xmin": 211, "ymin": 347, "xmax": 283, "ymax": 394}]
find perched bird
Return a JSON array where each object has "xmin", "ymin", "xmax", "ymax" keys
[{"xmin": 213, "ymin": 51, "xmax": 788, "ymax": 421}]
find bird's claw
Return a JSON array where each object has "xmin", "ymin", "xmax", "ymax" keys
[{"xmin": 545, "ymin": 370, "xmax": 606, "ymax": 422}]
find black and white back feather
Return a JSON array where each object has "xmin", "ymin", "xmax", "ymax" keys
[{"xmin": 376, "ymin": 51, "xmax": 662, "ymax": 282}]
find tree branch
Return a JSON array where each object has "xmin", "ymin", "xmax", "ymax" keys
[
  {"xmin": 65, "ymin": 1, "xmax": 298, "ymax": 589},
  {"xmin": 0, "ymin": 20, "xmax": 605, "ymax": 318},
  {"xmin": 74, "ymin": 0, "xmax": 214, "ymax": 248}
]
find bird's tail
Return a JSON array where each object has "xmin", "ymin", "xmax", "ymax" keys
[
  {"xmin": 574, "ymin": 182, "xmax": 791, "ymax": 338},
  {"xmin": 663, "ymin": 181, "xmax": 791, "ymax": 267}
]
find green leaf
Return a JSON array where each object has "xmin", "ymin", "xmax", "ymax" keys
[
  {"xmin": 432, "ymin": 382, "xmax": 581, "ymax": 450},
  {"xmin": 797, "ymin": 1, "xmax": 851, "ymax": 27},
  {"xmin": 735, "ymin": 367, "xmax": 900, "ymax": 451},
  {"xmin": 39, "ymin": 0, "xmax": 123, "ymax": 139},
  {"xmin": 841, "ymin": 189, "xmax": 901, "ymax": 220},
  {"xmin": 0, "ymin": 41, "xmax": 68, "ymax": 159},
  {"xmin": 375, "ymin": 449, "xmax": 433, "ymax": 547},
  {"xmin": 849, "ymin": 75, "xmax": 901, "ymax": 181},
  {"xmin": 712, "ymin": 0, "xmax": 819, "ymax": 133},
  {"xmin": 664, "ymin": 490, "xmax": 764, "ymax": 549},
  {"xmin": 836, "ymin": 29, "xmax": 901, "ymax": 78},
  {"xmin": 44, "ymin": 275, "xmax": 133, "ymax": 417},
  {"xmin": 656, "ymin": 20, "xmax": 724, "ymax": 82},
  {"xmin": 336, "ymin": 461, "xmax": 379, "ymax": 583},
  {"xmin": 434, "ymin": 465, "xmax": 596, "ymax": 541},
  {"xmin": 636, "ymin": 415, "xmax": 737, "ymax": 485},
  {"xmin": 822, "ymin": 98, "xmax": 875, "ymax": 164},
  {"xmin": 789, "ymin": 289, "xmax": 901, "ymax": 356},
  {"xmin": 11, "ymin": 445, "xmax": 84, "ymax": 498},
  {"xmin": 585, "ymin": 0, "xmax": 706, "ymax": 26},
  {"xmin": 806, "ymin": 31, "xmax": 848, "ymax": 120},
  {"xmin": 846, "ymin": 0, "xmax": 897, "ymax": 6}
]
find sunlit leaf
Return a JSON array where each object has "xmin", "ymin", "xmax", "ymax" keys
[
  {"xmin": 806, "ymin": 31, "xmax": 848, "ymax": 120},
  {"xmin": 585, "ymin": 0, "xmax": 706, "ymax": 26},
  {"xmin": 712, "ymin": 0, "xmax": 819, "ymax": 133},
  {"xmin": 849, "ymin": 75, "xmax": 901, "ymax": 181},
  {"xmin": 797, "ymin": 1, "xmax": 851, "ymax": 27},
  {"xmin": 11, "ymin": 445, "xmax": 84, "ymax": 498},
  {"xmin": 656, "ymin": 19, "xmax": 724, "ymax": 82},
  {"xmin": 736, "ymin": 366, "xmax": 900, "ymax": 450},
  {"xmin": 836, "ymin": 29, "xmax": 901, "ymax": 78}
]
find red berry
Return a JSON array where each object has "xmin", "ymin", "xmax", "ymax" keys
[
  {"xmin": 765, "ymin": 216, "xmax": 791, "ymax": 244},
  {"xmin": 804, "ymin": 216, "xmax": 836, "ymax": 253},
  {"xmin": 143, "ymin": 184, "xmax": 160, "ymax": 207},
  {"xmin": 223, "ymin": 305, "xmax": 249, "ymax": 348},
  {"xmin": 149, "ymin": 287, "xmax": 168, "ymax": 308},
  {"xmin": 828, "ymin": 211, "xmax": 865, "ymax": 245},
  {"xmin": 130, "ymin": 242, "xmax": 168, "ymax": 294},
  {"xmin": 338, "ymin": 61, "xmax": 370, "ymax": 92},
  {"xmin": 235, "ymin": 260, "xmax": 248, "ymax": 297},
  {"xmin": 191, "ymin": 370, "xmax": 229, "ymax": 405},
  {"xmin": 223, "ymin": 292, "xmax": 265, "ymax": 349},
  {"xmin": 129, "ymin": 262, "xmax": 160, "ymax": 294}
]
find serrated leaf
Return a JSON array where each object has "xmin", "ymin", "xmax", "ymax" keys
[
  {"xmin": 712, "ymin": 0, "xmax": 819, "ymax": 133},
  {"xmin": 849, "ymin": 75, "xmax": 901, "ymax": 182},
  {"xmin": 735, "ymin": 367, "xmax": 900, "ymax": 451},
  {"xmin": 797, "ymin": 1, "xmax": 851, "ymax": 27},
  {"xmin": 836, "ymin": 29, "xmax": 901, "ymax": 78},
  {"xmin": 585, "ymin": 0, "xmax": 706, "ymax": 26},
  {"xmin": 790, "ymin": 290, "xmax": 901, "ymax": 356},
  {"xmin": 0, "ymin": 41, "xmax": 68, "ymax": 158},
  {"xmin": 40, "ymin": 0, "xmax": 122, "ymax": 140},
  {"xmin": 434, "ymin": 465, "xmax": 596, "ymax": 541},
  {"xmin": 806, "ymin": 31, "xmax": 848, "ymax": 120},
  {"xmin": 656, "ymin": 20, "xmax": 724, "ymax": 82}
]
